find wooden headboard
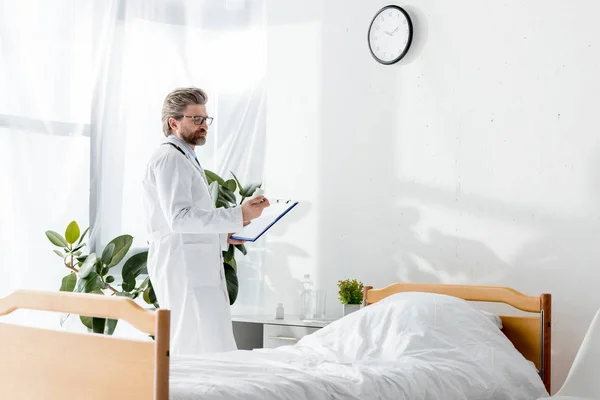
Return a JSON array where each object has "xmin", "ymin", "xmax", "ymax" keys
[
  {"xmin": 0, "ymin": 290, "xmax": 170, "ymax": 400},
  {"xmin": 363, "ymin": 283, "xmax": 552, "ymax": 394}
]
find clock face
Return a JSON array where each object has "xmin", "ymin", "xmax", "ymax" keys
[{"xmin": 368, "ymin": 5, "xmax": 413, "ymax": 65}]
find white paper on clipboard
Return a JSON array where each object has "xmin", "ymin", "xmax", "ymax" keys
[{"xmin": 230, "ymin": 199, "xmax": 298, "ymax": 242}]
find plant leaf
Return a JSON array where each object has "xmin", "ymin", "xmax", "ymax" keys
[
  {"xmin": 215, "ymin": 198, "xmax": 230, "ymax": 209},
  {"xmin": 145, "ymin": 280, "xmax": 159, "ymax": 307},
  {"xmin": 101, "ymin": 243, "xmax": 115, "ymax": 265},
  {"xmin": 120, "ymin": 251, "xmax": 148, "ymax": 292},
  {"xmin": 78, "ymin": 253, "xmax": 97, "ymax": 279},
  {"xmin": 45, "ymin": 230, "xmax": 69, "ymax": 247},
  {"xmin": 92, "ymin": 317, "xmax": 106, "ymax": 334},
  {"xmin": 230, "ymin": 171, "xmax": 244, "ymax": 196},
  {"xmin": 104, "ymin": 319, "xmax": 118, "ymax": 335},
  {"xmin": 219, "ymin": 186, "xmax": 237, "ymax": 204},
  {"xmin": 224, "ymin": 244, "xmax": 235, "ymax": 262},
  {"xmin": 234, "ymin": 244, "xmax": 247, "ymax": 256},
  {"xmin": 115, "ymin": 291, "xmax": 135, "ymax": 299},
  {"xmin": 106, "ymin": 235, "xmax": 134, "ymax": 268},
  {"xmin": 65, "ymin": 221, "xmax": 80, "ymax": 244},
  {"xmin": 143, "ymin": 286, "xmax": 157, "ymax": 305},
  {"xmin": 75, "ymin": 272, "xmax": 103, "ymax": 293},
  {"xmin": 80, "ymin": 287, "xmax": 104, "ymax": 331},
  {"xmin": 53, "ymin": 250, "xmax": 64, "ymax": 258},
  {"xmin": 105, "ymin": 275, "xmax": 115, "ymax": 284},
  {"xmin": 242, "ymin": 183, "xmax": 262, "ymax": 198},
  {"xmin": 59, "ymin": 272, "xmax": 77, "ymax": 292},
  {"xmin": 76, "ymin": 227, "xmax": 90, "ymax": 246},
  {"xmin": 204, "ymin": 169, "xmax": 225, "ymax": 185},
  {"xmin": 95, "ymin": 260, "xmax": 103, "ymax": 275},
  {"xmin": 224, "ymin": 263, "xmax": 238, "ymax": 305},
  {"xmin": 224, "ymin": 179, "xmax": 237, "ymax": 192},
  {"xmin": 72, "ymin": 243, "xmax": 85, "ymax": 253},
  {"xmin": 224, "ymin": 257, "xmax": 237, "ymax": 273},
  {"xmin": 122, "ymin": 251, "xmax": 148, "ymax": 281},
  {"xmin": 121, "ymin": 273, "xmax": 137, "ymax": 292},
  {"xmin": 80, "ymin": 315, "xmax": 93, "ymax": 330}
]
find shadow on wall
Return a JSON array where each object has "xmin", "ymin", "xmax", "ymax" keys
[
  {"xmin": 313, "ymin": 4, "xmax": 598, "ymax": 391},
  {"xmin": 235, "ymin": 200, "xmax": 312, "ymax": 315},
  {"xmin": 390, "ymin": 206, "xmax": 508, "ymax": 285},
  {"xmin": 267, "ymin": 1, "xmax": 599, "ymax": 392},
  {"xmin": 382, "ymin": 180, "xmax": 600, "ymax": 393}
]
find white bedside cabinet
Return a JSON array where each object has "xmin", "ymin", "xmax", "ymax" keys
[{"xmin": 231, "ymin": 315, "xmax": 334, "ymax": 350}]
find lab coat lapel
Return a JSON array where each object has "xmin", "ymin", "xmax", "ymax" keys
[{"xmin": 165, "ymin": 136, "xmax": 213, "ymax": 197}]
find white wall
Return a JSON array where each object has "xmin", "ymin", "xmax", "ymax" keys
[{"xmin": 263, "ymin": 0, "xmax": 600, "ymax": 390}]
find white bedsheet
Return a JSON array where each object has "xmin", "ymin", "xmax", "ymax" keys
[{"xmin": 170, "ymin": 292, "xmax": 548, "ymax": 400}]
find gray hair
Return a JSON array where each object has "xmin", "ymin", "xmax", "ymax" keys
[{"xmin": 161, "ymin": 87, "xmax": 208, "ymax": 137}]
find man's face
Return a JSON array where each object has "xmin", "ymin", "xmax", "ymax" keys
[{"xmin": 171, "ymin": 104, "xmax": 209, "ymax": 146}]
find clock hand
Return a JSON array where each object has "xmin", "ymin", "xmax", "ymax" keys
[{"xmin": 391, "ymin": 26, "xmax": 400, "ymax": 34}]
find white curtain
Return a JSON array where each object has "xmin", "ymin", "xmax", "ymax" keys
[{"xmin": 0, "ymin": 0, "xmax": 267, "ymax": 329}]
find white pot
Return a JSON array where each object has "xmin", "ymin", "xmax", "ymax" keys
[{"xmin": 342, "ymin": 304, "xmax": 361, "ymax": 316}]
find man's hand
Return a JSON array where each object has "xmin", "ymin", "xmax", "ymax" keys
[
  {"xmin": 227, "ymin": 233, "xmax": 245, "ymax": 245},
  {"xmin": 227, "ymin": 221, "xmax": 251, "ymax": 245},
  {"xmin": 241, "ymin": 195, "xmax": 270, "ymax": 221}
]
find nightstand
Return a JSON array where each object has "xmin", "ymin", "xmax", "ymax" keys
[{"xmin": 231, "ymin": 315, "xmax": 335, "ymax": 349}]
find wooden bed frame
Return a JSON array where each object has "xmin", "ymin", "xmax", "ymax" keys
[
  {"xmin": 364, "ymin": 283, "xmax": 552, "ymax": 394},
  {"xmin": 0, "ymin": 290, "xmax": 170, "ymax": 400},
  {"xmin": 0, "ymin": 283, "xmax": 550, "ymax": 399}
]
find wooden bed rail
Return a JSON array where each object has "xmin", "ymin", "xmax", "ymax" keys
[
  {"xmin": 364, "ymin": 282, "xmax": 543, "ymax": 312},
  {"xmin": 0, "ymin": 289, "xmax": 170, "ymax": 400},
  {"xmin": 0, "ymin": 289, "xmax": 157, "ymax": 335}
]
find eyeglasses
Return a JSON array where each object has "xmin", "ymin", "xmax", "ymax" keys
[{"xmin": 175, "ymin": 115, "xmax": 214, "ymax": 126}]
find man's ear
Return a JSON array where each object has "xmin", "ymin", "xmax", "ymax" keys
[{"xmin": 169, "ymin": 117, "xmax": 178, "ymax": 132}]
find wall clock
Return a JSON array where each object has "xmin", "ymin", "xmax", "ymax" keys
[{"xmin": 368, "ymin": 5, "xmax": 413, "ymax": 65}]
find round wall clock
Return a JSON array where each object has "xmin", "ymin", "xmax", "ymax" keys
[{"xmin": 368, "ymin": 5, "xmax": 413, "ymax": 65}]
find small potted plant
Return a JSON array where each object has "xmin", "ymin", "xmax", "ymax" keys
[{"xmin": 337, "ymin": 279, "xmax": 364, "ymax": 316}]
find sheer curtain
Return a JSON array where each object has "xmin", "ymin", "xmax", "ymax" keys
[{"xmin": 0, "ymin": 0, "xmax": 267, "ymax": 329}]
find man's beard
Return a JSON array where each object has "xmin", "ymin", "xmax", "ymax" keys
[{"xmin": 181, "ymin": 128, "xmax": 207, "ymax": 146}]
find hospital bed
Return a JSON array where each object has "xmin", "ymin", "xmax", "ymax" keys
[{"xmin": 0, "ymin": 282, "xmax": 551, "ymax": 399}]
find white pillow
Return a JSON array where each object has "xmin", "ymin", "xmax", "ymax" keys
[
  {"xmin": 479, "ymin": 309, "xmax": 503, "ymax": 329},
  {"xmin": 298, "ymin": 292, "xmax": 511, "ymax": 362}
]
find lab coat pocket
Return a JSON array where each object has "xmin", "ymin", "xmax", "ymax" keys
[{"xmin": 182, "ymin": 242, "xmax": 221, "ymax": 287}]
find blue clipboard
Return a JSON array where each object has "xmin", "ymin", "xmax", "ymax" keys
[{"xmin": 230, "ymin": 199, "xmax": 299, "ymax": 242}]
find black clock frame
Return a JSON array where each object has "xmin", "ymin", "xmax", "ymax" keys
[{"xmin": 367, "ymin": 5, "xmax": 414, "ymax": 65}]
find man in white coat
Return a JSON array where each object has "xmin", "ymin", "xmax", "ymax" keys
[{"xmin": 142, "ymin": 87, "xmax": 269, "ymax": 355}]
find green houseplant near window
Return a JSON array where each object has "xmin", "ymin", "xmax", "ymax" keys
[
  {"xmin": 204, "ymin": 169, "xmax": 262, "ymax": 305},
  {"xmin": 46, "ymin": 221, "xmax": 155, "ymax": 335},
  {"xmin": 338, "ymin": 279, "xmax": 364, "ymax": 316},
  {"xmin": 46, "ymin": 171, "xmax": 260, "ymax": 334}
]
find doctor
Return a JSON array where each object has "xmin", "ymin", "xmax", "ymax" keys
[{"xmin": 142, "ymin": 87, "xmax": 269, "ymax": 355}]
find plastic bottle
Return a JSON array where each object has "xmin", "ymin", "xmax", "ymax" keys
[
  {"xmin": 300, "ymin": 274, "xmax": 315, "ymax": 320},
  {"xmin": 275, "ymin": 303, "xmax": 284, "ymax": 319}
]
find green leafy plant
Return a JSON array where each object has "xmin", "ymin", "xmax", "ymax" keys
[
  {"xmin": 204, "ymin": 169, "xmax": 262, "ymax": 305},
  {"xmin": 46, "ymin": 221, "xmax": 156, "ymax": 335},
  {"xmin": 337, "ymin": 279, "xmax": 364, "ymax": 305}
]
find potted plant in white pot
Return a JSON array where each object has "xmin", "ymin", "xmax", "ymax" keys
[{"xmin": 337, "ymin": 279, "xmax": 364, "ymax": 316}]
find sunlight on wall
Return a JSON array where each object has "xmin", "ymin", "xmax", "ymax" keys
[
  {"xmin": 112, "ymin": 18, "xmax": 267, "ymax": 245},
  {"xmin": 245, "ymin": 20, "xmax": 323, "ymax": 316}
]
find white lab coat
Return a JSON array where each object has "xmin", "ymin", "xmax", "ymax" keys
[{"xmin": 142, "ymin": 134, "xmax": 242, "ymax": 355}]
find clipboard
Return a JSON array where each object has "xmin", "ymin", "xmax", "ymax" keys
[{"xmin": 230, "ymin": 199, "xmax": 299, "ymax": 242}]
